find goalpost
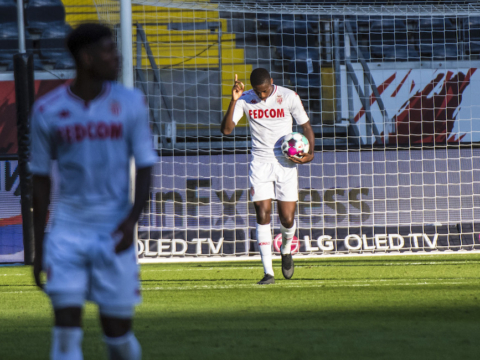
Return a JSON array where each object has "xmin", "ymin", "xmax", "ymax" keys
[{"xmin": 102, "ymin": 0, "xmax": 480, "ymax": 261}]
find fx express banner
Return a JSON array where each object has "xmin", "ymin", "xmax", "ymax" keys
[
  {"xmin": 0, "ymin": 72, "xmax": 72, "ymax": 262},
  {"xmin": 340, "ymin": 62, "xmax": 480, "ymax": 145},
  {"xmin": 0, "ymin": 161, "xmax": 23, "ymax": 262},
  {"xmin": 138, "ymin": 148, "xmax": 480, "ymax": 258}
]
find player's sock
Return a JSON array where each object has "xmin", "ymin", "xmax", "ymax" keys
[
  {"xmin": 256, "ymin": 223, "xmax": 274, "ymax": 276},
  {"xmin": 104, "ymin": 331, "xmax": 142, "ymax": 360},
  {"xmin": 281, "ymin": 220, "xmax": 296, "ymax": 255},
  {"xmin": 51, "ymin": 326, "xmax": 83, "ymax": 360}
]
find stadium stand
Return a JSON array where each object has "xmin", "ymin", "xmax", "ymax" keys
[
  {"xmin": 370, "ymin": 18, "xmax": 420, "ymax": 61},
  {"xmin": 0, "ymin": 22, "xmax": 34, "ymax": 65},
  {"xmin": 417, "ymin": 17, "xmax": 458, "ymax": 60},
  {"xmin": 25, "ymin": 0, "xmax": 66, "ymax": 33},
  {"xmin": 0, "ymin": 0, "xmax": 17, "ymax": 26},
  {"xmin": 6, "ymin": 54, "xmax": 45, "ymax": 71},
  {"xmin": 463, "ymin": 16, "xmax": 480, "ymax": 55},
  {"xmin": 39, "ymin": 23, "xmax": 72, "ymax": 61}
]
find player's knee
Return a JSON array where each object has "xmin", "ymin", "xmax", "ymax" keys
[
  {"xmin": 279, "ymin": 215, "xmax": 294, "ymax": 229},
  {"xmin": 54, "ymin": 307, "xmax": 83, "ymax": 327},
  {"xmin": 255, "ymin": 206, "xmax": 271, "ymax": 224},
  {"xmin": 256, "ymin": 211, "xmax": 271, "ymax": 225},
  {"xmin": 100, "ymin": 306, "xmax": 134, "ymax": 337},
  {"xmin": 100, "ymin": 317, "xmax": 132, "ymax": 338},
  {"xmin": 50, "ymin": 292, "xmax": 84, "ymax": 327}
]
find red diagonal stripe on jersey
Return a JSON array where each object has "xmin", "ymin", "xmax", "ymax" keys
[{"xmin": 353, "ymin": 72, "xmax": 396, "ymax": 123}]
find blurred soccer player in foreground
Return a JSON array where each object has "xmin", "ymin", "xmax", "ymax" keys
[
  {"xmin": 31, "ymin": 23, "xmax": 156, "ymax": 360},
  {"xmin": 221, "ymin": 68, "xmax": 315, "ymax": 284}
]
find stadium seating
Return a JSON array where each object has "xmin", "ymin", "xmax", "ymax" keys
[
  {"xmin": 288, "ymin": 58, "xmax": 321, "ymax": 87},
  {"xmin": 370, "ymin": 19, "xmax": 419, "ymax": 61},
  {"xmin": 464, "ymin": 16, "xmax": 480, "ymax": 55},
  {"xmin": 39, "ymin": 23, "xmax": 72, "ymax": 61},
  {"xmin": 0, "ymin": 23, "xmax": 34, "ymax": 65},
  {"xmin": 0, "ymin": 0, "xmax": 17, "ymax": 26},
  {"xmin": 417, "ymin": 17, "xmax": 458, "ymax": 60},
  {"xmin": 274, "ymin": 29, "xmax": 319, "ymax": 60},
  {"xmin": 53, "ymin": 55, "xmax": 75, "ymax": 69},
  {"xmin": 25, "ymin": 0, "xmax": 66, "ymax": 33},
  {"xmin": 257, "ymin": 13, "xmax": 295, "ymax": 31},
  {"xmin": 6, "ymin": 54, "xmax": 45, "ymax": 71}
]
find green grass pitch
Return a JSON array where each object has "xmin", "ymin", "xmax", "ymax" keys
[{"xmin": 1, "ymin": 254, "xmax": 480, "ymax": 360}]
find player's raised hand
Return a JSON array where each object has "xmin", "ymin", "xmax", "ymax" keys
[{"xmin": 232, "ymin": 74, "xmax": 244, "ymax": 101}]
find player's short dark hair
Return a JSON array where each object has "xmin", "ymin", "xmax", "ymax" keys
[
  {"xmin": 66, "ymin": 23, "xmax": 113, "ymax": 62},
  {"xmin": 250, "ymin": 68, "xmax": 271, "ymax": 86}
]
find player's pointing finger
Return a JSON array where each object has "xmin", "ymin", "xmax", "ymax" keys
[{"xmin": 235, "ymin": 74, "xmax": 238, "ymax": 82}]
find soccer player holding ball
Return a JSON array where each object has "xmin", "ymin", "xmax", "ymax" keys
[
  {"xmin": 221, "ymin": 68, "xmax": 315, "ymax": 284},
  {"xmin": 31, "ymin": 24, "xmax": 156, "ymax": 360}
]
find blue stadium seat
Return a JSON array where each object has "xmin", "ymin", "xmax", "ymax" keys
[
  {"xmin": 417, "ymin": 17, "xmax": 458, "ymax": 60},
  {"xmin": 0, "ymin": 22, "xmax": 34, "ymax": 64},
  {"xmin": 53, "ymin": 54, "xmax": 75, "ymax": 69},
  {"xmin": 6, "ymin": 54, "xmax": 45, "ymax": 71},
  {"xmin": 464, "ymin": 16, "xmax": 480, "ymax": 54},
  {"xmin": 288, "ymin": 58, "xmax": 321, "ymax": 87},
  {"xmin": 274, "ymin": 29, "xmax": 319, "ymax": 60},
  {"xmin": 25, "ymin": 0, "xmax": 66, "ymax": 33},
  {"xmin": 39, "ymin": 24, "xmax": 72, "ymax": 60},
  {"xmin": 0, "ymin": 0, "xmax": 17, "ymax": 25},
  {"xmin": 257, "ymin": 13, "xmax": 294, "ymax": 31},
  {"xmin": 370, "ymin": 19, "xmax": 419, "ymax": 61}
]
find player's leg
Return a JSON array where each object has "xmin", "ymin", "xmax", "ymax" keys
[
  {"xmin": 275, "ymin": 163, "xmax": 299, "ymax": 279},
  {"xmin": 90, "ymin": 231, "xmax": 142, "ymax": 360},
  {"xmin": 254, "ymin": 199, "xmax": 275, "ymax": 284},
  {"xmin": 50, "ymin": 304, "xmax": 84, "ymax": 360},
  {"xmin": 44, "ymin": 225, "xmax": 89, "ymax": 360},
  {"xmin": 250, "ymin": 161, "xmax": 276, "ymax": 284},
  {"xmin": 100, "ymin": 312, "xmax": 141, "ymax": 360},
  {"xmin": 277, "ymin": 201, "xmax": 297, "ymax": 253}
]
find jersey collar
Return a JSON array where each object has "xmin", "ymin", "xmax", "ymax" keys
[
  {"xmin": 265, "ymin": 85, "xmax": 277, "ymax": 102},
  {"xmin": 66, "ymin": 82, "xmax": 111, "ymax": 108}
]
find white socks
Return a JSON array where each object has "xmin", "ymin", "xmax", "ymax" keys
[
  {"xmin": 51, "ymin": 327, "xmax": 83, "ymax": 360},
  {"xmin": 104, "ymin": 331, "xmax": 142, "ymax": 360},
  {"xmin": 281, "ymin": 221, "xmax": 296, "ymax": 255},
  {"xmin": 256, "ymin": 223, "xmax": 274, "ymax": 276}
]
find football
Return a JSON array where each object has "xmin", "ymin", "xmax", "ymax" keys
[{"xmin": 281, "ymin": 132, "xmax": 310, "ymax": 159}]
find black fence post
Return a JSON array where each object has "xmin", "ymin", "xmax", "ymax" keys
[{"xmin": 14, "ymin": 53, "xmax": 35, "ymax": 265}]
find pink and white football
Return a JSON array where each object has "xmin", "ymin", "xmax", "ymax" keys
[{"xmin": 281, "ymin": 132, "xmax": 310, "ymax": 159}]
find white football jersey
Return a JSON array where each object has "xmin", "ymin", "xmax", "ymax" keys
[
  {"xmin": 233, "ymin": 85, "xmax": 309, "ymax": 163},
  {"xmin": 30, "ymin": 82, "xmax": 157, "ymax": 226}
]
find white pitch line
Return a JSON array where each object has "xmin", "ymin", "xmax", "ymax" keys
[
  {"xmin": 140, "ymin": 261, "xmax": 480, "ymax": 272},
  {"xmin": 140, "ymin": 279, "xmax": 472, "ymax": 291},
  {"xmin": 0, "ymin": 274, "xmax": 26, "ymax": 276}
]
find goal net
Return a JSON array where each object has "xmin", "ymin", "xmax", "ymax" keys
[{"xmin": 86, "ymin": 1, "xmax": 480, "ymax": 260}]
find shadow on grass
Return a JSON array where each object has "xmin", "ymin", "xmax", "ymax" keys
[{"xmin": 2, "ymin": 306, "xmax": 479, "ymax": 360}]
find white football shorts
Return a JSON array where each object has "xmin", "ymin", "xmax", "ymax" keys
[
  {"xmin": 43, "ymin": 221, "xmax": 141, "ymax": 310},
  {"xmin": 249, "ymin": 160, "xmax": 298, "ymax": 202}
]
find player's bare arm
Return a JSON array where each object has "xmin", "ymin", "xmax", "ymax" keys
[
  {"xmin": 32, "ymin": 175, "xmax": 51, "ymax": 289},
  {"xmin": 220, "ymin": 74, "xmax": 244, "ymax": 135},
  {"xmin": 113, "ymin": 165, "xmax": 153, "ymax": 253},
  {"xmin": 288, "ymin": 121, "xmax": 315, "ymax": 164}
]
